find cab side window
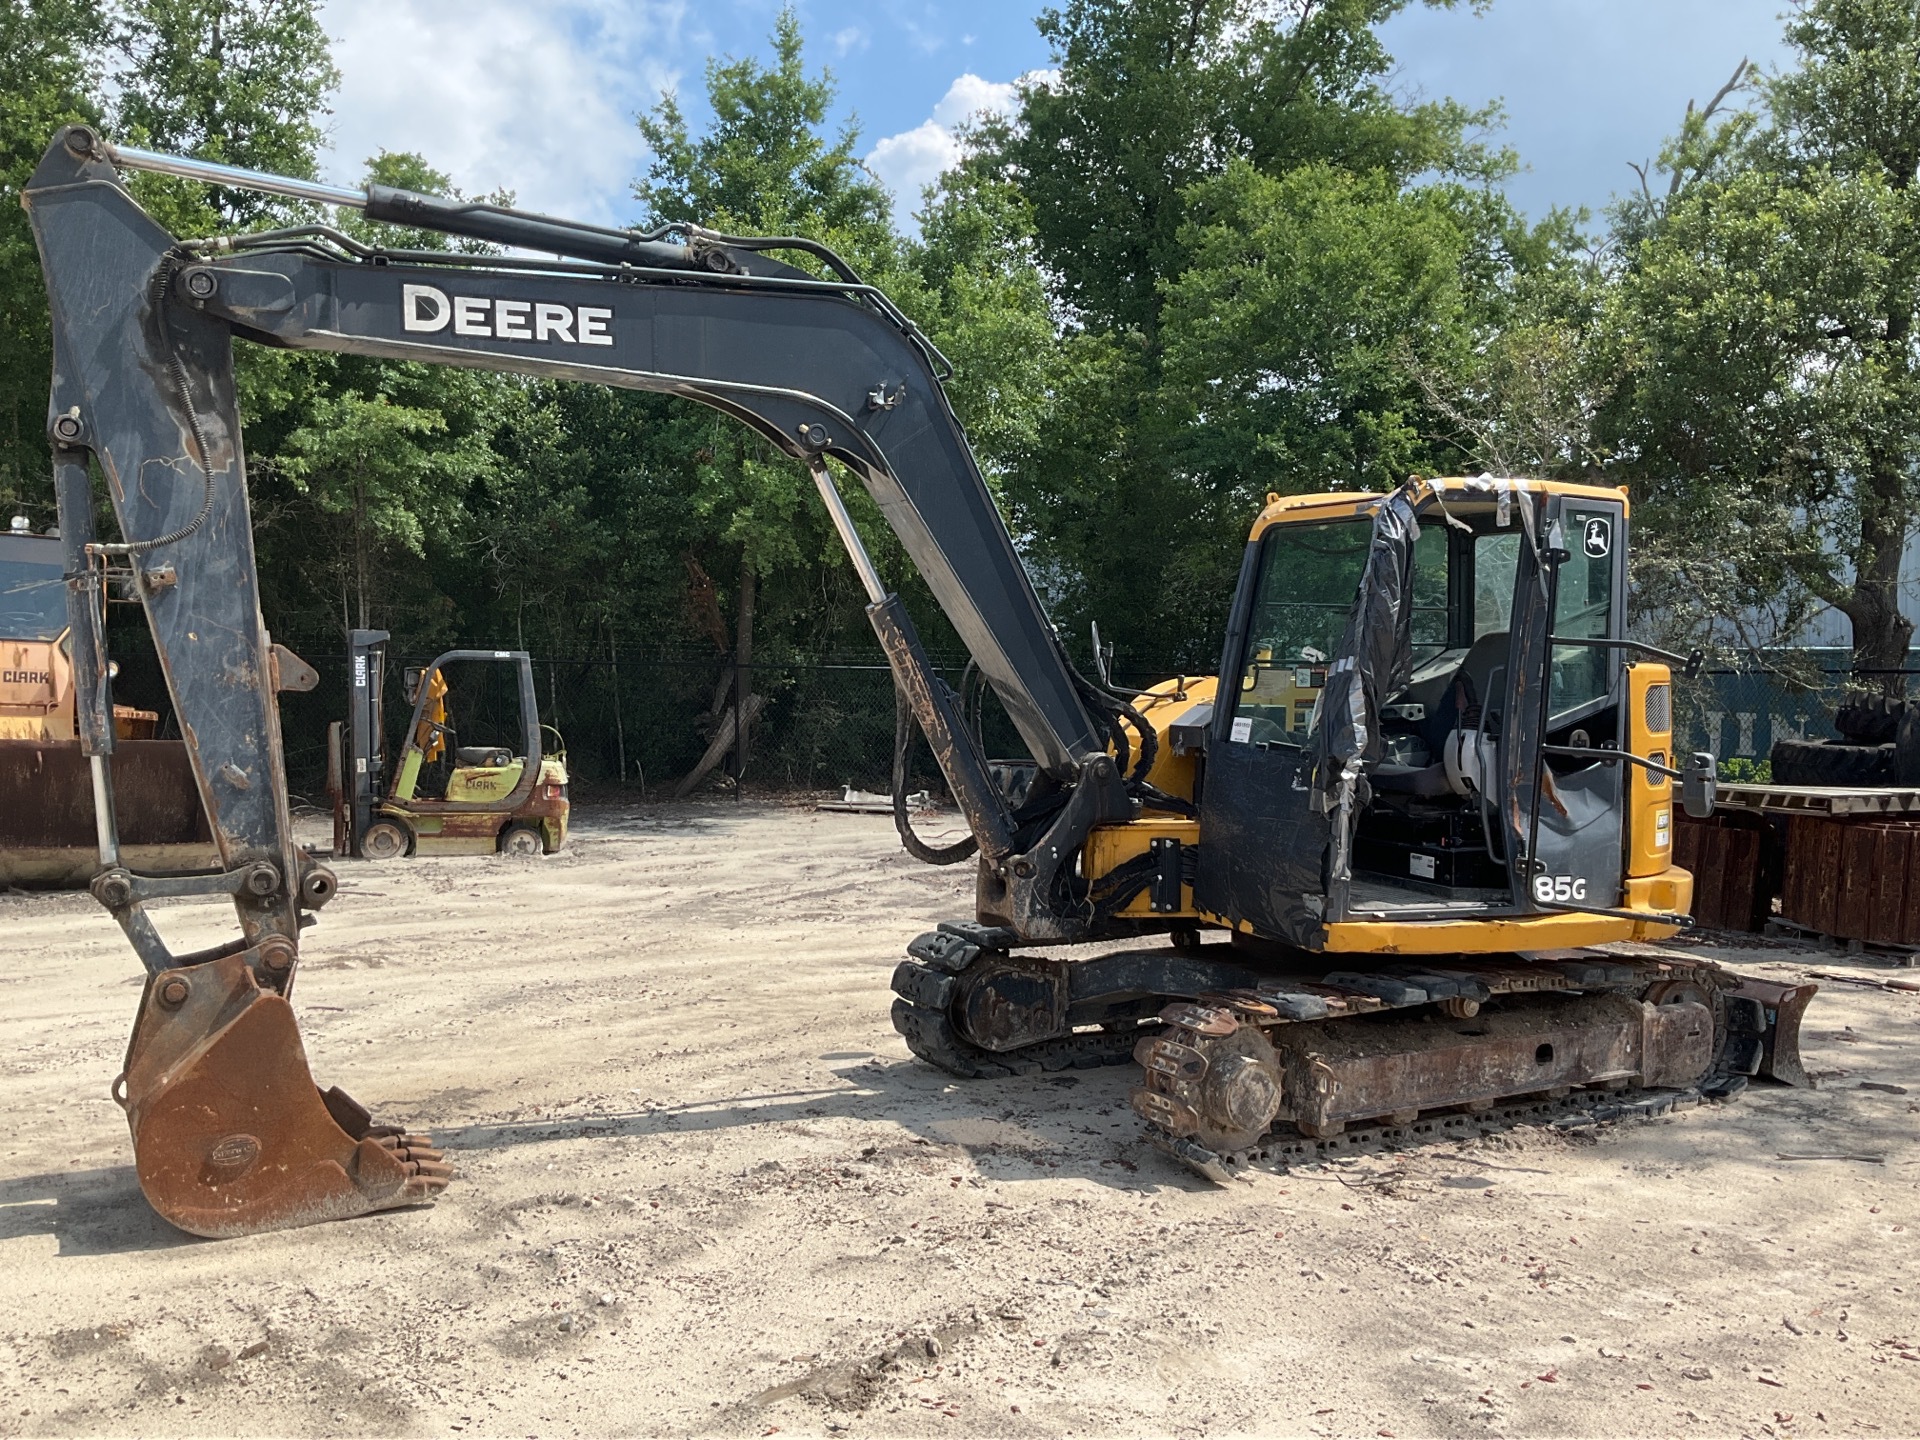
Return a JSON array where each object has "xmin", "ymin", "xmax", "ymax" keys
[{"xmin": 1549, "ymin": 509, "xmax": 1618, "ymax": 718}]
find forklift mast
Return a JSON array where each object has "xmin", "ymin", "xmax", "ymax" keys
[{"xmin": 337, "ymin": 628, "xmax": 388, "ymax": 857}]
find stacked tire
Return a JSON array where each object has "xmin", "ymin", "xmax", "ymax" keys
[{"xmin": 1770, "ymin": 694, "xmax": 1920, "ymax": 787}]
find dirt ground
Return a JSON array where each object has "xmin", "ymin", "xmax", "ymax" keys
[{"xmin": 0, "ymin": 800, "xmax": 1916, "ymax": 1440}]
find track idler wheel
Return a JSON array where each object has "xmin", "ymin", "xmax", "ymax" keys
[{"xmin": 117, "ymin": 951, "xmax": 451, "ymax": 1238}]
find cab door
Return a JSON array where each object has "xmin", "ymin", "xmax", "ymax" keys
[
  {"xmin": 1195, "ymin": 513, "xmax": 1375, "ymax": 946},
  {"xmin": 1500, "ymin": 492, "xmax": 1629, "ymax": 912}
]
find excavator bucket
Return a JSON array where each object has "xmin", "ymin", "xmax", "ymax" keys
[{"xmin": 117, "ymin": 952, "xmax": 450, "ymax": 1238}]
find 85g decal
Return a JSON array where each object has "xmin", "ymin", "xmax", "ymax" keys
[{"xmin": 1533, "ymin": 874, "xmax": 1588, "ymax": 903}]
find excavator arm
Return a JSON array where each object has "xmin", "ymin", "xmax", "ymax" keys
[{"xmin": 23, "ymin": 125, "xmax": 1133, "ymax": 1235}]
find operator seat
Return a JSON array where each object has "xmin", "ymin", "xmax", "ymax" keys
[
  {"xmin": 1372, "ymin": 630, "xmax": 1509, "ymax": 797},
  {"xmin": 1444, "ymin": 630, "xmax": 1510, "ymax": 732}
]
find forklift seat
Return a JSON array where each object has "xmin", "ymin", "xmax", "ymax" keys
[{"xmin": 456, "ymin": 745, "xmax": 513, "ymax": 768}]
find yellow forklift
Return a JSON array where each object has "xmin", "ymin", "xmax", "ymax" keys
[{"xmin": 327, "ymin": 629, "xmax": 568, "ymax": 860}]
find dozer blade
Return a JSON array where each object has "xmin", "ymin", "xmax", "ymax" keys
[
  {"xmin": 117, "ymin": 951, "xmax": 451, "ymax": 1238},
  {"xmin": 1726, "ymin": 975, "xmax": 1818, "ymax": 1089}
]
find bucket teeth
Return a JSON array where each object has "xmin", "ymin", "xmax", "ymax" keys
[{"xmin": 118, "ymin": 952, "xmax": 451, "ymax": 1238}]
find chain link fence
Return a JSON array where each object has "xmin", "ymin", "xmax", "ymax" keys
[
  {"xmin": 114, "ymin": 622, "xmax": 1920, "ymax": 803},
  {"xmin": 267, "ymin": 643, "xmax": 1035, "ymax": 804}
]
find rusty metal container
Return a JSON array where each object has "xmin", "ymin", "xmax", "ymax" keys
[
  {"xmin": 1779, "ymin": 814, "xmax": 1920, "ymax": 945},
  {"xmin": 0, "ymin": 738, "xmax": 216, "ymax": 887},
  {"xmin": 1672, "ymin": 812, "xmax": 1773, "ymax": 932}
]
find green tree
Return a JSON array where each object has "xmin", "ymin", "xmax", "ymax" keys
[
  {"xmin": 1162, "ymin": 162, "xmax": 1503, "ymax": 500},
  {"xmin": 909, "ymin": 124, "xmax": 1061, "ymax": 491},
  {"xmin": 948, "ymin": 0, "xmax": 1522, "ymax": 664},
  {"xmin": 1601, "ymin": 0, "xmax": 1920, "ymax": 683},
  {"xmin": 637, "ymin": 8, "xmax": 892, "ymax": 247},
  {"xmin": 0, "ymin": 0, "xmax": 104, "ymax": 520},
  {"xmin": 1405, "ymin": 230, "xmax": 1610, "ymax": 483},
  {"xmin": 1007, "ymin": 0, "xmax": 1500, "ymax": 341},
  {"xmin": 242, "ymin": 154, "xmax": 522, "ymax": 635},
  {"xmin": 631, "ymin": 8, "xmax": 907, "ymax": 779},
  {"xmin": 110, "ymin": 0, "xmax": 337, "ymax": 232}
]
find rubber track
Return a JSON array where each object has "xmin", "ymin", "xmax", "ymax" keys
[{"xmin": 890, "ymin": 998, "xmax": 1145, "ymax": 1078}]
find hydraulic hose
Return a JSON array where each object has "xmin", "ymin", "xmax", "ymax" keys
[
  {"xmin": 893, "ymin": 686, "xmax": 979, "ymax": 866},
  {"xmin": 1072, "ymin": 667, "xmax": 1158, "ymax": 785}
]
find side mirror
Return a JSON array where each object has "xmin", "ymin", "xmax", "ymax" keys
[{"xmin": 1682, "ymin": 752, "xmax": 1717, "ymax": 818}]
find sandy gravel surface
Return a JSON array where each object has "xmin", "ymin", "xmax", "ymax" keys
[{"xmin": 0, "ymin": 801, "xmax": 1916, "ymax": 1439}]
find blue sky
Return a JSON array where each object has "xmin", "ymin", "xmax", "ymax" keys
[{"xmin": 315, "ymin": 0, "xmax": 1794, "ymax": 231}]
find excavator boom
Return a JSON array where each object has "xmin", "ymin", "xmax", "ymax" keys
[{"xmin": 24, "ymin": 126, "xmax": 1138, "ymax": 1235}]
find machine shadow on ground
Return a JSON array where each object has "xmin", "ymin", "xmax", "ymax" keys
[
  {"xmin": 0, "ymin": 1164, "xmax": 200, "ymax": 1256},
  {"xmin": 430, "ymin": 1057, "xmax": 1183, "ymax": 1192},
  {"xmin": 417, "ymin": 1052, "xmax": 1838, "ymax": 1198}
]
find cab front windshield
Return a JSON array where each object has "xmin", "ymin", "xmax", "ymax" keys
[
  {"xmin": 1231, "ymin": 519, "xmax": 1372, "ymax": 743},
  {"xmin": 1229, "ymin": 513, "xmax": 1521, "ymax": 744}
]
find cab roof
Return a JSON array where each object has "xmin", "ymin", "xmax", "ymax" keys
[{"xmin": 1248, "ymin": 476, "xmax": 1630, "ymax": 541}]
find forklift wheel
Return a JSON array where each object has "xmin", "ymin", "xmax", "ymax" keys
[
  {"xmin": 499, "ymin": 824, "xmax": 545, "ymax": 857},
  {"xmin": 362, "ymin": 819, "xmax": 411, "ymax": 861}
]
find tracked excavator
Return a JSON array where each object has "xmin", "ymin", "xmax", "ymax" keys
[{"xmin": 22, "ymin": 126, "xmax": 1812, "ymax": 1238}]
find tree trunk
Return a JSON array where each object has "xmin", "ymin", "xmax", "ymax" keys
[
  {"xmin": 1844, "ymin": 305, "xmax": 1916, "ymax": 697},
  {"xmin": 608, "ymin": 622, "xmax": 627, "ymax": 787},
  {"xmin": 1842, "ymin": 463, "xmax": 1914, "ymax": 695},
  {"xmin": 731, "ymin": 554, "xmax": 757, "ymax": 777},
  {"xmin": 673, "ymin": 692, "xmax": 766, "ymax": 799}
]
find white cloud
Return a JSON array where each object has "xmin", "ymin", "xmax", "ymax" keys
[
  {"xmin": 897, "ymin": 14, "xmax": 947, "ymax": 56},
  {"xmin": 832, "ymin": 25, "xmax": 868, "ymax": 56},
  {"xmin": 866, "ymin": 71, "xmax": 1051, "ymax": 224},
  {"xmin": 318, "ymin": 0, "xmax": 685, "ymax": 227}
]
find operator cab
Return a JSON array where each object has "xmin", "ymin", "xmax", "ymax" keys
[
  {"xmin": 1198, "ymin": 479, "xmax": 1657, "ymax": 944},
  {"xmin": 397, "ymin": 661, "xmax": 528, "ymax": 806}
]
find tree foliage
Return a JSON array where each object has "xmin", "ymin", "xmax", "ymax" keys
[
  {"xmin": 111, "ymin": 0, "xmax": 336, "ymax": 232},
  {"xmin": 627, "ymin": 8, "xmax": 917, "ymax": 779},
  {"xmin": 1599, "ymin": 0, "xmax": 1920, "ymax": 682},
  {"xmin": 3, "ymin": 0, "xmax": 1917, "ymax": 786},
  {"xmin": 1009, "ymin": 0, "xmax": 1503, "ymax": 339},
  {"xmin": 0, "ymin": 0, "xmax": 104, "ymax": 516},
  {"xmin": 963, "ymin": 0, "xmax": 1531, "ymax": 665}
]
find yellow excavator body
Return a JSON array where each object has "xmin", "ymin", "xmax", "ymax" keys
[{"xmin": 1081, "ymin": 476, "xmax": 1694, "ymax": 951}]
